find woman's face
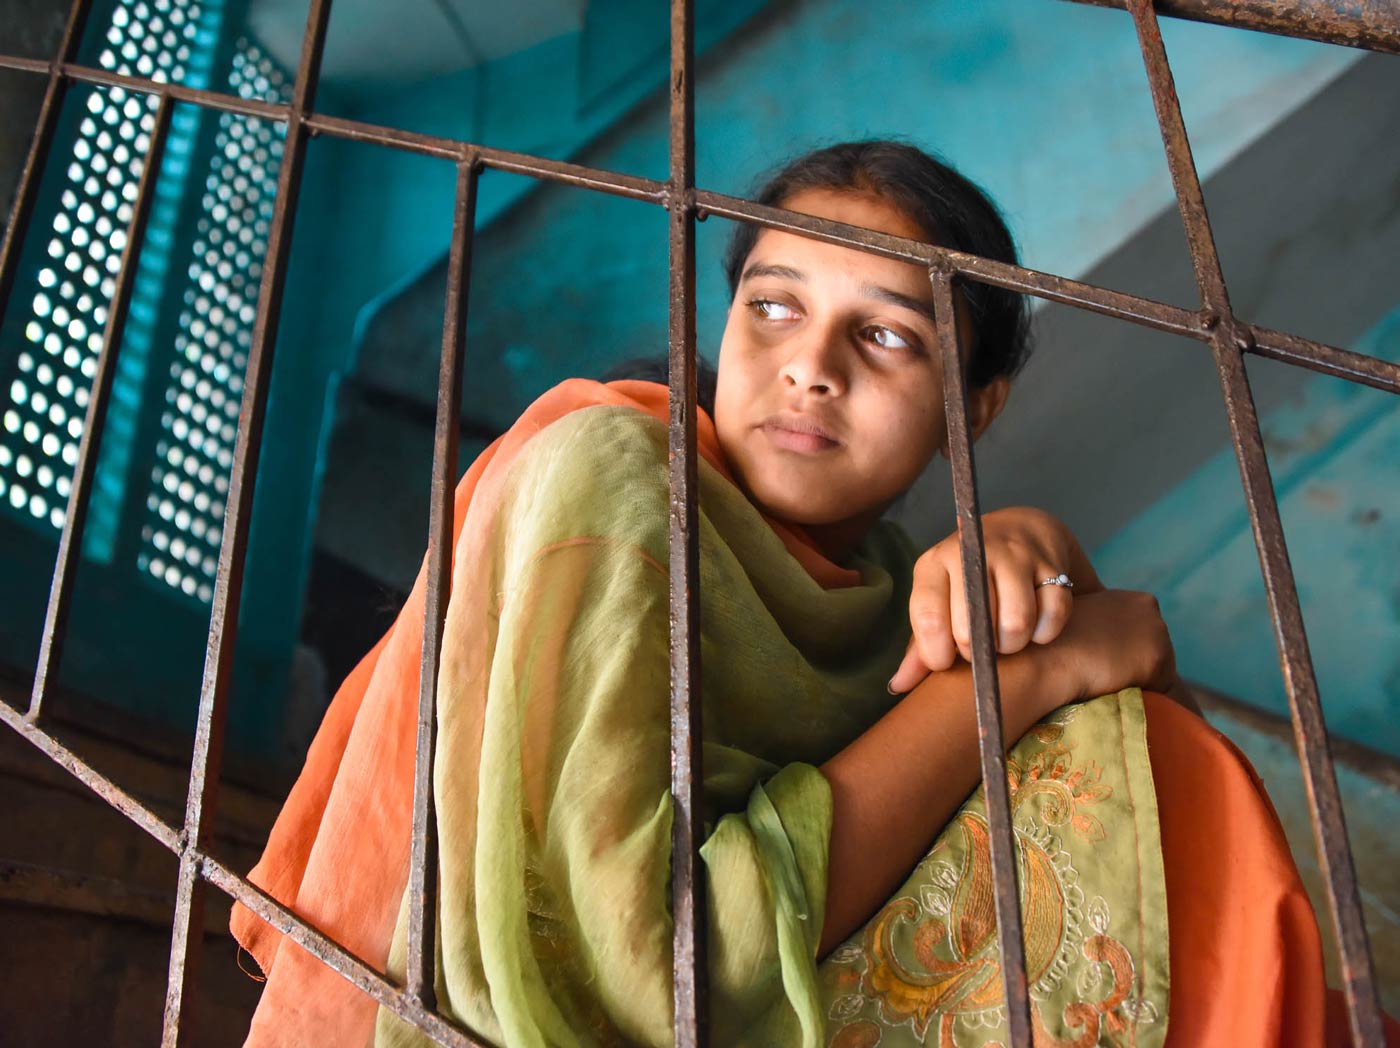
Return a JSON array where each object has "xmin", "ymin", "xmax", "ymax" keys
[{"xmin": 714, "ymin": 187, "xmax": 1004, "ymax": 553}]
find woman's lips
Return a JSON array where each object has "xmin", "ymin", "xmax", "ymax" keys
[{"xmin": 758, "ymin": 414, "xmax": 840, "ymax": 454}]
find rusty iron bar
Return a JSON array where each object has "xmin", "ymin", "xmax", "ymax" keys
[
  {"xmin": 1207, "ymin": 320, "xmax": 1384, "ymax": 1046},
  {"xmin": 1124, "ymin": 0, "xmax": 1233, "ymax": 317},
  {"xmin": 0, "ymin": 55, "xmax": 288, "ymax": 120},
  {"xmin": 197, "ymin": 854, "xmax": 492, "ymax": 1047},
  {"xmin": 929, "ymin": 262, "xmax": 1034, "ymax": 1048},
  {"xmin": 406, "ymin": 156, "xmax": 481, "ymax": 1010},
  {"xmin": 27, "ymin": 97, "xmax": 174, "ymax": 722},
  {"xmin": 0, "ymin": 698, "xmax": 182, "ymax": 853},
  {"xmin": 1066, "ymin": 0, "xmax": 1400, "ymax": 56},
  {"xmin": 0, "ymin": 0, "xmax": 93, "ymax": 326},
  {"xmin": 159, "ymin": 0, "xmax": 335, "ymax": 1041},
  {"xmin": 1, "ymin": 51, "xmax": 1396, "ymax": 396},
  {"xmin": 1124, "ymin": 0, "xmax": 1384, "ymax": 1042},
  {"xmin": 666, "ymin": 0, "xmax": 706, "ymax": 1045}
]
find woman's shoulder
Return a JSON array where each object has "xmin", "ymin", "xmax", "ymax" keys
[{"xmin": 517, "ymin": 398, "xmax": 670, "ymax": 490}]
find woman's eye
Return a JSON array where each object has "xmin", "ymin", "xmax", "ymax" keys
[
  {"xmin": 749, "ymin": 298, "xmax": 797, "ymax": 322},
  {"xmin": 863, "ymin": 325, "xmax": 914, "ymax": 351}
]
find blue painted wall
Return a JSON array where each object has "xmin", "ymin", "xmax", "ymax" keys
[{"xmin": 1096, "ymin": 308, "xmax": 1400, "ymax": 757}]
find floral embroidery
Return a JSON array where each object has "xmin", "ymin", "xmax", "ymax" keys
[{"xmin": 818, "ymin": 695, "xmax": 1166, "ymax": 1048}]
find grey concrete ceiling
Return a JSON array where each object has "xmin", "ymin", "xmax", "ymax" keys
[{"xmin": 246, "ymin": 0, "xmax": 585, "ymax": 87}]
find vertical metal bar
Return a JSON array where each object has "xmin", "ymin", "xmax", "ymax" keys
[
  {"xmin": 406, "ymin": 155, "xmax": 480, "ymax": 1010},
  {"xmin": 666, "ymin": 0, "xmax": 704, "ymax": 1045},
  {"xmin": 928, "ymin": 262, "xmax": 1032, "ymax": 1048},
  {"xmin": 0, "ymin": 0, "xmax": 93, "ymax": 321},
  {"xmin": 1123, "ymin": 0, "xmax": 1231, "ymax": 316},
  {"xmin": 26, "ymin": 96, "xmax": 174, "ymax": 721},
  {"xmin": 1124, "ymin": 2, "xmax": 1383, "ymax": 1043},
  {"xmin": 1212, "ymin": 324, "xmax": 1383, "ymax": 1046},
  {"xmin": 160, "ymin": 0, "xmax": 334, "ymax": 1042}
]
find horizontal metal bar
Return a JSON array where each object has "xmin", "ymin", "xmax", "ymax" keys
[
  {"xmin": 0, "ymin": 50, "xmax": 1393, "ymax": 399},
  {"xmin": 1064, "ymin": 0, "xmax": 1400, "ymax": 56},
  {"xmin": 1250, "ymin": 323, "xmax": 1400, "ymax": 396},
  {"xmin": 696, "ymin": 190, "xmax": 1400, "ymax": 395},
  {"xmin": 0, "ymin": 55, "xmax": 287, "ymax": 120},
  {"xmin": 198, "ymin": 855, "xmax": 492, "ymax": 1047},
  {"xmin": 0, "ymin": 699, "xmax": 182, "ymax": 853},
  {"xmin": 303, "ymin": 113, "xmax": 666, "ymax": 203}
]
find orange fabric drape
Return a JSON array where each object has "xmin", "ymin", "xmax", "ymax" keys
[
  {"xmin": 230, "ymin": 379, "xmax": 861, "ymax": 1046},
  {"xmin": 1144, "ymin": 691, "xmax": 1399, "ymax": 1048}
]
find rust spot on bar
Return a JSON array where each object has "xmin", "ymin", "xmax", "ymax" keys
[{"xmin": 928, "ymin": 262, "xmax": 1032, "ymax": 1048}]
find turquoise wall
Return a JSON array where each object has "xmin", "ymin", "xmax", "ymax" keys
[{"xmin": 1096, "ymin": 308, "xmax": 1400, "ymax": 757}]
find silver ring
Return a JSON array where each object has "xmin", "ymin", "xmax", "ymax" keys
[{"xmin": 1037, "ymin": 573, "xmax": 1073, "ymax": 589}]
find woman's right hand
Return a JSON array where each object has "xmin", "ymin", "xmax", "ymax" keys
[{"xmin": 1046, "ymin": 588, "xmax": 1179, "ymax": 703}]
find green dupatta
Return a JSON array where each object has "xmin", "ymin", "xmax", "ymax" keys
[{"xmin": 374, "ymin": 405, "xmax": 1168, "ymax": 1048}]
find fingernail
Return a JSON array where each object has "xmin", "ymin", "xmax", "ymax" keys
[{"xmin": 887, "ymin": 678, "xmax": 901, "ymax": 695}]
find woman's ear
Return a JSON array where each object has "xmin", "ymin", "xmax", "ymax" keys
[
  {"xmin": 968, "ymin": 375, "xmax": 1010, "ymax": 444},
  {"xmin": 932, "ymin": 376, "xmax": 1009, "ymax": 460}
]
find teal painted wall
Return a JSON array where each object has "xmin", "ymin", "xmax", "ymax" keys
[{"xmin": 1095, "ymin": 308, "xmax": 1400, "ymax": 757}]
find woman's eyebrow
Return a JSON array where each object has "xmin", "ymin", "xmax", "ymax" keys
[
  {"xmin": 859, "ymin": 282, "xmax": 939, "ymax": 328},
  {"xmin": 739, "ymin": 262, "xmax": 805, "ymax": 284}
]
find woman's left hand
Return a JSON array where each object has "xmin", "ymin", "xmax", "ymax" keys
[{"xmin": 889, "ymin": 507, "xmax": 1105, "ymax": 694}]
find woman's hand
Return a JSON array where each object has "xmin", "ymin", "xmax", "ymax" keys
[
  {"xmin": 889, "ymin": 507, "xmax": 1104, "ymax": 694},
  {"xmin": 1048, "ymin": 588, "xmax": 1180, "ymax": 703}
]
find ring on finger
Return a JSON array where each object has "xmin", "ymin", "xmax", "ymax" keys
[{"xmin": 1036, "ymin": 572, "xmax": 1073, "ymax": 589}]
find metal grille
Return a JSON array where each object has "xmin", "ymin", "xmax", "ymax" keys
[
  {"xmin": 1, "ymin": 0, "xmax": 203, "ymax": 543},
  {"xmin": 0, "ymin": 0, "xmax": 1395, "ymax": 1045},
  {"xmin": 137, "ymin": 36, "xmax": 289, "ymax": 605}
]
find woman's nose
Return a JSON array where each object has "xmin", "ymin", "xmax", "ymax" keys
[{"xmin": 778, "ymin": 323, "xmax": 847, "ymax": 396}]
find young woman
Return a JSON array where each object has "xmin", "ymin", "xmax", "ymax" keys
[{"xmin": 232, "ymin": 141, "xmax": 1376, "ymax": 1047}]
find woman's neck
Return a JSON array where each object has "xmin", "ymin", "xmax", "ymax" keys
[{"xmin": 800, "ymin": 507, "xmax": 884, "ymax": 565}]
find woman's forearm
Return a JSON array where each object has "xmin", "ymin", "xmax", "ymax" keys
[{"xmin": 817, "ymin": 644, "xmax": 1067, "ymax": 956}]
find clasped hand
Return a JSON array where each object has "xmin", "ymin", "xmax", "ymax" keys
[{"xmin": 888, "ymin": 507, "xmax": 1182, "ymax": 704}]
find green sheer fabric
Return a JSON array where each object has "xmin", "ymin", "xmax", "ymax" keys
[{"xmin": 374, "ymin": 405, "xmax": 1167, "ymax": 1047}]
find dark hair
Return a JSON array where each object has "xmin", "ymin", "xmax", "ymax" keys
[
  {"xmin": 599, "ymin": 355, "xmax": 718, "ymax": 418},
  {"xmin": 723, "ymin": 139, "xmax": 1032, "ymax": 389}
]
